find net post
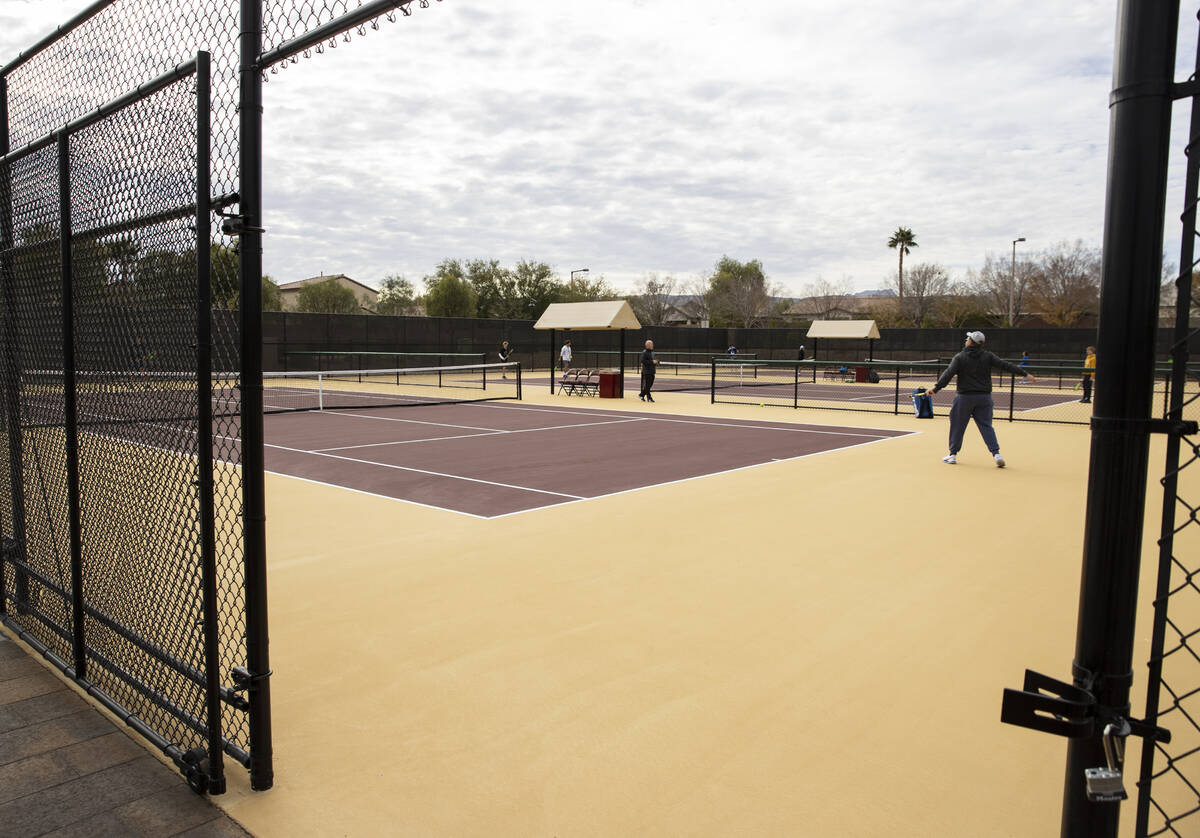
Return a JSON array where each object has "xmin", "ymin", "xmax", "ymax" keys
[
  {"xmin": 481, "ymin": 363, "xmax": 486, "ymax": 391},
  {"xmin": 193, "ymin": 51, "xmax": 225, "ymax": 795},
  {"xmin": 549, "ymin": 328, "xmax": 555, "ymax": 394},
  {"xmin": 516, "ymin": 362, "xmax": 522, "ymax": 400},
  {"xmin": 893, "ymin": 366, "xmax": 900, "ymax": 414},
  {"xmin": 794, "ymin": 362, "xmax": 799, "ymax": 408},
  {"xmin": 57, "ymin": 130, "xmax": 87, "ymax": 680},
  {"xmin": 241, "ymin": 0, "xmax": 274, "ymax": 792},
  {"xmin": 1008, "ymin": 371, "xmax": 1015, "ymax": 422},
  {"xmin": 710, "ymin": 359, "xmax": 716, "ymax": 404}
]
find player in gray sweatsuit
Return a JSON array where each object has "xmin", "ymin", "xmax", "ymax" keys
[{"xmin": 926, "ymin": 331, "xmax": 1038, "ymax": 467}]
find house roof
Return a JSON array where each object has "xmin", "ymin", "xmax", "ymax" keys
[
  {"xmin": 534, "ymin": 300, "xmax": 642, "ymax": 330},
  {"xmin": 806, "ymin": 320, "xmax": 881, "ymax": 339},
  {"xmin": 278, "ymin": 274, "xmax": 378, "ymax": 296}
]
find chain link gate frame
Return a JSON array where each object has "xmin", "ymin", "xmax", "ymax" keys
[
  {"xmin": 1136, "ymin": 6, "xmax": 1200, "ymax": 834},
  {"xmin": 0, "ymin": 0, "xmax": 444, "ymax": 796}
]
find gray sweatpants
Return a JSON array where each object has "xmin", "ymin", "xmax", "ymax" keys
[{"xmin": 948, "ymin": 392, "xmax": 1000, "ymax": 455}]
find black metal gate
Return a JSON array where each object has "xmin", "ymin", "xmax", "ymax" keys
[{"xmin": 0, "ymin": 52, "xmax": 262, "ymax": 794}]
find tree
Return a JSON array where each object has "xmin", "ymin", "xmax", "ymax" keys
[
  {"xmin": 423, "ymin": 269, "xmax": 478, "ymax": 317},
  {"xmin": 887, "ymin": 227, "xmax": 917, "ymax": 301},
  {"xmin": 208, "ymin": 243, "xmax": 240, "ymax": 308},
  {"xmin": 628, "ymin": 273, "xmax": 677, "ymax": 325},
  {"xmin": 934, "ymin": 281, "xmax": 988, "ymax": 328},
  {"xmin": 376, "ymin": 274, "xmax": 418, "ymax": 315},
  {"xmin": 681, "ymin": 276, "xmax": 711, "ymax": 326},
  {"xmin": 892, "ymin": 262, "xmax": 950, "ymax": 326},
  {"xmin": 464, "ymin": 259, "xmax": 518, "ymax": 318},
  {"xmin": 1027, "ymin": 240, "xmax": 1101, "ymax": 326},
  {"xmin": 513, "ymin": 259, "xmax": 561, "ymax": 317},
  {"xmin": 297, "ymin": 278, "xmax": 360, "ymax": 314},
  {"xmin": 562, "ymin": 271, "xmax": 616, "ymax": 303},
  {"xmin": 705, "ymin": 256, "xmax": 777, "ymax": 327},
  {"xmin": 262, "ymin": 275, "xmax": 283, "ymax": 311},
  {"xmin": 968, "ymin": 253, "xmax": 1035, "ymax": 327},
  {"xmin": 801, "ymin": 275, "xmax": 853, "ymax": 319}
]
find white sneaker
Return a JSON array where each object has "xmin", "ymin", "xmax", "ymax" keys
[
  {"xmin": 942, "ymin": 454, "xmax": 956, "ymax": 464},
  {"xmin": 994, "ymin": 453, "xmax": 1006, "ymax": 468}
]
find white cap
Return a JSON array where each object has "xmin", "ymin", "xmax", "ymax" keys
[{"xmin": 966, "ymin": 331, "xmax": 985, "ymax": 344}]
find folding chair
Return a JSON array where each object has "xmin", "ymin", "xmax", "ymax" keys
[
  {"xmin": 559, "ymin": 368, "xmax": 580, "ymax": 395},
  {"xmin": 578, "ymin": 369, "xmax": 600, "ymax": 396}
]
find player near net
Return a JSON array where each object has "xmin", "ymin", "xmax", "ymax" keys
[
  {"xmin": 925, "ymin": 331, "xmax": 1038, "ymax": 467},
  {"xmin": 638, "ymin": 339, "xmax": 659, "ymax": 402}
]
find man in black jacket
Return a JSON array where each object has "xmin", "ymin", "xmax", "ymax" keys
[
  {"xmin": 639, "ymin": 340, "xmax": 659, "ymax": 402},
  {"xmin": 925, "ymin": 331, "xmax": 1038, "ymax": 467}
]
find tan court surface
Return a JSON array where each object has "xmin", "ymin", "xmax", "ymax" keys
[{"xmin": 7, "ymin": 387, "xmax": 1193, "ymax": 836}]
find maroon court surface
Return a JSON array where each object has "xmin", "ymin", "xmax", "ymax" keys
[{"xmin": 264, "ymin": 402, "xmax": 913, "ymax": 517}]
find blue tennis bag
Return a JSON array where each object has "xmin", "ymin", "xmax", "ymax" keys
[{"xmin": 912, "ymin": 388, "xmax": 933, "ymax": 418}]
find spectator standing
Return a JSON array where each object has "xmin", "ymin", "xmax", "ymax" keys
[
  {"xmin": 1081, "ymin": 346, "xmax": 1096, "ymax": 403},
  {"xmin": 639, "ymin": 340, "xmax": 659, "ymax": 402},
  {"xmin": 797, "ymin": 344, "xmax": 806, "ymax": 361},
  {"xmin": 926, "ymin": 331, "xmax": 1038, "ymax": 467},
  {"xmin": 559, "ymin": 339, "xmax": 572, "ymax": 372}
]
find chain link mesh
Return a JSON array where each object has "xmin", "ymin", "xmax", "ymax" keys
[
  {"xmin": 1138, "ymin": 7, "xmax": 1200, "ymax": 832},
  {"xmin": 1, "ymin": 0, "xmax": 439, "ymax": 790},
  {"xmin": 262, "ymin": 0, "xmax": 437, "ymax": 72}
]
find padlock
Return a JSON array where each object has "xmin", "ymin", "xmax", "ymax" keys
[{"xmin": 1085, "ymin": 723, "xmax": 1128, "ymax": 802}]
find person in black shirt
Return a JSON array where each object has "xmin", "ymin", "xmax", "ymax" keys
[
  {"xmin": 639, "ymin": 339, "xmax": 659, "ymax": 402},
  {"xmin": 926, "ymin": 331, "xmax": 1037, "ymax": 467},
  {"xmin": 498, "ymin": 339, "xmax": 512, "ymax": 379}
]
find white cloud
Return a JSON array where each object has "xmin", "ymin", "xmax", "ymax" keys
[{"xmin": 8, "ymin": 0, "xmax": 1187, "ymax": 295}]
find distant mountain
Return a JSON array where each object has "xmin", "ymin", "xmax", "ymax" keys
[{"xmin": 853, "ymin": 288, "xmax": 895, "ymax": 298}]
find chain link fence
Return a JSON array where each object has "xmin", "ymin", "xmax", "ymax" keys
[
  {"xmin": 1, "ymin": 0, "xmax": 440, "ymax": 795},
  {"xmin": 1136, "ymin": 6, "xmax": 1200, "ymax": 832}
]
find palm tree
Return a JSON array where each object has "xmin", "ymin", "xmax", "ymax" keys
[{"xmin": 888, "ymin": 227, "xmax": 918, "ymax": 300}]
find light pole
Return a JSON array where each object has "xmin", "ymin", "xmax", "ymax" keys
[
  {"xmin": 1009, "ymin": 237, "xmax": 1025, "ymax": 327},
  {"xmin": 571, "ymin": 268, "xmax": 589, "ymax": 283}
]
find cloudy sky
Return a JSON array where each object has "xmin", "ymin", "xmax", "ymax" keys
[{"xmin": 2, "ymin": 1, "xmax": 1194, "ymax": 295}]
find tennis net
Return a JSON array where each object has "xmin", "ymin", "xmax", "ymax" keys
[
  {"xmin": 17, "ymin": 362, "xmax": 522, "ymax": 428},
  {"xmin": 261, "ymin": 361, "xmax": 521, "ymax": 413}
]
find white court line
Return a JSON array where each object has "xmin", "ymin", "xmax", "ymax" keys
[
  {"xmin": 263, "ymin": 470, "xmax": 494, "ymax": 521},
  {"xmin": 475, "ymin": 401, "xmax": 899, "ymax": 439},
  {"xmin": 312, "ymin": 410, "xmax": 501, "ymax": 432},
  {"xmin": 313, "ymin": 417, "xmax": 647, "ymax": 453},
  {"xmin": 1013, "ymin": 396, "xmax": 1084, "ymax": 414},
  {"xmin": 266, "ymin": 442, "xmax": 585, "ymax": 499},
  {"xmin": 486, "ymin": 430, "xmax": 917, "ymax": 520}
]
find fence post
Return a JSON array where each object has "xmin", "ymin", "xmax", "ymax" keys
[
  {"xmin": 194, "ymin": 51, "xmax": 225, "ymax": 796},
  {"xmin": 1062, "ymin": 2, "xmax": 1178, "ymax": 835},
  {"xmin": 57, "ymin": 131, "xmax": 86, "ymax": 679},
  {"xmin": 241, "ymin": 0, "xmax": 274, "ymax": 793},
  {"xmin": 0, "ymin": 73, "xmax": 29, "ymax": 616}
]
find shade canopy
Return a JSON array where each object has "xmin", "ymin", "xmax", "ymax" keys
[
  {"xmin": 533, "ymin": 300, "xmax": 642, "ymax": 331},
  {"xmin": 806, "ymin": 319, "xmax": 881, "ymax": 340}
]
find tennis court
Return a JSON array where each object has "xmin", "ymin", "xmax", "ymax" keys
[{"xmin": 263, "ymin": 401, "xmax": 912, "ymax": 517}]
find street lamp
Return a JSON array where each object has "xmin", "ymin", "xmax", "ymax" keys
[
  {"xmin": 571, "ymin": 268, "xmax": 589, "ymax": 282},
  {"xmin": 1009, "ymin": 238, "xmax": 1026, "ymax": 327}
]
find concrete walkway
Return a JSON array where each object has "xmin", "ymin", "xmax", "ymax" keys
[{"xmin": 0, "ymin": 633, "xmax": 251, "ymax": 838}]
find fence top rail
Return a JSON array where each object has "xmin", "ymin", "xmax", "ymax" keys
[
  {"xmin": 0, "ymin": 0, "xmax": 116, "ymax": 78},
  {"xmin": 0, "ymin": 55, "xmax": 200, "ymax": 168}
]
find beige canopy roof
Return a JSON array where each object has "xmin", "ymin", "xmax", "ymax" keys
[
  {"xmin": 533, "ymin": 300, "xmax": 642, "ymax": 331},
  {"xmin": 806, "ymin": 319, "xmax": 881, "ymax": 340}
]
